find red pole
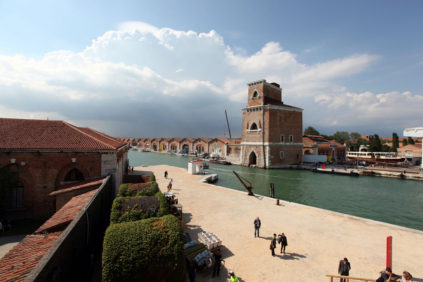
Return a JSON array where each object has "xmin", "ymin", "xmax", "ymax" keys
[{"xmin": 386, "ymin": 236, "xmax": 392, "ymax": 269}]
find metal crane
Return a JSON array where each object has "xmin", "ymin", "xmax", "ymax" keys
[{"xmin": 232, "ymin": 171, "xmax": 254, "ymax": 196}]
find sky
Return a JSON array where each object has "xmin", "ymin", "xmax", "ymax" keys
[{"xmin": 0, "ymin": 0, "xmax": 422, "ymax": 138}]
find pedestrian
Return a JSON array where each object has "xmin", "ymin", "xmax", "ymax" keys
[
  {"xmin": 211, "ymin": 248, "xmax": 223, "ymax": 277},
  {"xmin": 229, "ymin": 270, "xmax": 238, "ymax": 282},
  {"xmin": 280, "ymin": 233, "xmax": 288, "ymax": 254},
  {"xmin": 338, "ymin": 257, "xmax": 351, "ymax": 282},
  {"xmin": 167, "ymin": 180, "xmax": 173, "ymax": 192},
  {"xmin": 376, "ymin": 267, "xmax": 401, "ymax": 282},
  {"xmin": 254, "ymin": 217, "xmax": 261, "ymax": 237},
  {"xmin": 401, "ymin": 271, "xmax": 413, "ymax": 282},
  {"xmin": 164, "ymin": 170, "xmax": 168, "ymax": 178},
  {"xmin": 270, "ymin": 234, "xmax": 277, "ymax": 256}
]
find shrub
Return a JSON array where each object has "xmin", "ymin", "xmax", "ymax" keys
[
  {"xmin": 117, "ymin": 181, "xmax": 159, "ymax": 197},
  {"xmin": 110, "ymin": 192, "xmax": 169, "ymax": 224},
  {"xmin": 102, "ymin": 215, "xmax": 184, "ymax": 282}
]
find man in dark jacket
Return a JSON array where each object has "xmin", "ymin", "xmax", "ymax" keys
[
  {"xmin": 280, "ymin": 233, "xmax": 288, "ymax": 254},
  {"xmin": 338, "ymin": 258, "xmax": 351, "ymax": 282},
  {"xmin": 254, "ymin": 217, "xmax": 261, "ymax": 237},
  {"xmin": 212, "ymin": 248, "xmax": 223, "ymax": 277},
  {"xmin": 270, "ymin": 234, "xmax": 277, "ymax": 256}
]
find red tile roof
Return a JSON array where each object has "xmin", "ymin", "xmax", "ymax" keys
[
  {"xmin": 49, "ymin": 177, "xmax": 105, "ymax": 196},
  {"xmin": 0, "ymin": 118, "xmax": 126, "ymax": 151},
  {"xmin": 37, "ymin": 188, "xmax": 99, "ymax": 234},
  {"xmin": 0, "ymin": 232, "xmax": 62, "ymax": 282}
]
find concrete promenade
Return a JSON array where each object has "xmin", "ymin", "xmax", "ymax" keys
[{"xmin": 139, "ymin": 165, "xmax": 423, "ymax": 281}]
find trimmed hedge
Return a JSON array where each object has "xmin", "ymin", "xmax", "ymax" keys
[
  {"xmin": 117, "ymin": 181, "xmax": 159, "ymax": 197},
  {"xmin": 110, "ymin": 192, "xmax": 169, "ymax": 224},
  {"xmin": 102, "ymin": 215, "xmax": 184, "ymax": 282}
]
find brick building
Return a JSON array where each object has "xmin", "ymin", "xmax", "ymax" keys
[
  {"xmin": 128, "ymin": 79, "xmax": 303, "ymax": 168},
  {"xmin": 303, "ymin": 135, "xmax": 346, "ymax": 163},
  {"xmin": 240, "ymin": 80, "xmax": 303, "ymax": 168},
  {"xmin": 0, "ymin": 118, "xmax": 128, "ymax": 218}
]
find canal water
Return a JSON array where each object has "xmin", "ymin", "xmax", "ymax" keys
[{"xmin": 129, "ymin": 150, "xmax": 423, "ymax": 231}]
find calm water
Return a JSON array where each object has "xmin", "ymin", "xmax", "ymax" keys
[{"xmin": 129, "ymin": 150, "xmax": 423, "ymax": 231}]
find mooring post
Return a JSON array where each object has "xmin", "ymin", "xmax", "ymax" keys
[
  {"xmin": 270, "ymin": 183, "xmax": 275, "ymax": 198},
  {"xmin": 386, "ymin": 235, "xmax": 392, "ymax": 270}
]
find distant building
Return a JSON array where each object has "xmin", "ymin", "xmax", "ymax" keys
[
  {"xmin": 239, "ymin": 80, "xmax": 303, "ymax": 168},
  {"xmin": 129, "ymin": 79, "xmax": 304, "ymax": 168},
  {"xmin": 303, "ymin": 135, "xmax": 346, "ymax": 163},
  {"xmin": 0, "ymin": 118, "xmax": 128, "ymax": 218},
  {"xmin": 397, "ymin": 144, "xmax": 422, "ymax": 165}
]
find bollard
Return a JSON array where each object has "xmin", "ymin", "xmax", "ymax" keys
[
  {"xmin": 387, "ymin": 236, "xmax": 392, "ymax": 269},
  {"xmin": 276, "ymin": 199, "xmax": 279, "ymax": 205}
]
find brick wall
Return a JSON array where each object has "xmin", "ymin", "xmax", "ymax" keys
[{"xmin": 0, "ymin": 152, "xmax": 102, "ymax": 218}]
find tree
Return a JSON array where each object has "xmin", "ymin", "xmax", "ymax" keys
[
  {"xmin": 350, "ymin": 132, "xmax": 361, "ymax": 141},
  {"xmin": 332, "ymin": 131, "xmax": 350, "ymax": 144},
  {"xmin": 403, "ymin": 138, "xmax": 408, "ymax": 146},
  {"xmin": 407, "ymin": 137, "xmax": 415, "ymax": 145},
  {"xmin": 392, "ymin": 133, "xmax": 399, "ymax": 152},
  {"xmin": 369, "ymin": 134, "xmax": 382, "ymax": 152},
  {"xmin": 304, "ymin": 126, "xmax": 320, "ymax": 136}
]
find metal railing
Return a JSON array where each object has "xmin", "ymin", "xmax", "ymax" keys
[{"xmin": 326, "ymin": 274, "xmax": 376, "ymax": 282}]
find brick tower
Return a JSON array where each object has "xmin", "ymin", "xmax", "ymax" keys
[{"xmin": 240, "ymin": 79, "xmax": 303, "ymax": 168}]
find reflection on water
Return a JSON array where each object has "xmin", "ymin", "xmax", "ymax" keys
[{"xmin": 129, "ymin": 150, "xmax": 423, "ymax": 230}]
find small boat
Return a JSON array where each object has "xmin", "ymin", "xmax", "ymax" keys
[{"xmin": 208, "ymin": 159, "xmax": 231, "ymax": 165}]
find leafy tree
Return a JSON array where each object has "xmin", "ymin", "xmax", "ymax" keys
[
  {"xmin": 403, "ymin": 138, "xmax": 408, "ymax": 146},
  {"xmin": 407, "ymin": 137, "xmax": 415, "ymax": 144},
  {"xmin": 350, "ymin": 132, "xmax": 361, "ymax": 141},
  {"xmin": 392, "ymin": 133, "xmax": 399, "ymax": 152},
  {"xmin": 332, "ymin": 131, "xmax": 350, "ymax": 144},
  {"xmin": 304, "ymin": 126, "xmax": 320, "ymax": 136},
  {"xmin": 369, "ymin": 134, "xmax": 382, "ymax": 152}
]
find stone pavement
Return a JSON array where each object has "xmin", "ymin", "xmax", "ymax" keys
[{"xmin": 140, "ymin": 165, "xmax": 423, "ymax": 282}]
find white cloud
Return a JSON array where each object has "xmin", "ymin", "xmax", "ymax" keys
[{"xmin": 0, "ymin": 21, "xmax": 421, "ymax": 137}]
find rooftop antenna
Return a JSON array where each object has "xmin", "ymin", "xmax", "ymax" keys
[{"xmin": 225, "ymin": 109, "xmax": 232, "ymax": 139}]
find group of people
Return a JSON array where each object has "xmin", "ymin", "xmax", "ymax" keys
[
  {"xmin": 269, "ymin": 233, "xmax": 288, "ymax": 256},
  {"xmin": 338, "ymin": 259, "xmax": 414, "ymax": 282},
  {"xmin": 376, "ymin": 267, "xmax": 414, "ymax": 282},
  {"xmin": 253, "ymin": 217, "xmax": 288, "ymax": 256}
]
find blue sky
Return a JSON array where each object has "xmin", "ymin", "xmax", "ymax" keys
[{"xmin": 0, "ymin": 0, "xmax": 422, "ymax": 137}]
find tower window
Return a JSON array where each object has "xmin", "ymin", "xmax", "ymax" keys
[
  {"xmin": 250, "ymin": 123, "xmax": 258, "ymax": 130},
  {"xmin": 289, "ymin": 135, "xmax": 293, "ymax": 143},
  {"xmin": 252, "ymin": 91, "xmax": 259, "ymax": 99}
]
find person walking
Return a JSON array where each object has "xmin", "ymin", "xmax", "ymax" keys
[
  {"xmin": 270, "ymin": 234, "xmax": 277, "ymax": 256},
  {"xmin": 229, "ymin": 270, "xmax": 238, "ymax": 282},
  {"xmin": 254, "ymin": 217, "xmax": 261, "ymax": 237},
  {"xmin": 280, "ymin": 233, "xmax": 288, "ymax": 254},
  {"xmin": 164, "ymin": 170, "xmax": 168, "ymax": 178},
  {"xmin": 338, "ymin": 258, "xmax": 351, "ymax": 282},
  {"xmin": 211, "ymin": 248, "xmax": 223, "ymax": 278},
  {"xmin": 167, "ymin": 178, "xmax": 173, "ymax": 192}
]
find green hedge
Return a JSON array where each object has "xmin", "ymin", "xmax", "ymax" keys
[
  {"xmin": 102, "ymin": 215, "xmax": 184, "ymax": 282},
  {"xmin": 110, "ymin": 192, "xmax": 169, "ymax": 224},
  {"xmin": 117, "ymin": 181, "xmax": 159, "ymax": 197}
]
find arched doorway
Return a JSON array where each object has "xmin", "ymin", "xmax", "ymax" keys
[
  {"xmin": 195, "ymin": 145, "xmax": 204, "ymax": 153},
  {"xmin": 64, "ymin": 168, "xmax": 84, "ymax": 183},
  {"xmin": 182, "ymin": 144, "xmax": 189, "ymax": 153},
  {"xmin": 8, "ymin": 181, "xmax": 24, "ymax": 210},
  {"xmin": 248, "ymin": 151, "xmax": 257, "ymax": 166}
]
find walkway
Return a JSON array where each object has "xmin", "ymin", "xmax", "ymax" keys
[{"xmin": 141, "ymin": 165, "xmax": 423, "ymax": 281}]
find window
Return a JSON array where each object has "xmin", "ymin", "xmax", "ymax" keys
[
  {"xmin": 280, "ymin": 135, "xmax": 285, "ymax": 143},
  {"xmin": 252, "ymin": 91, "xmax": 259, "ymax": 98},
  {"xmin": 250, "ymin": 123, "xmax": 258, "ymax": 130},
  {"xmin": 280, "ymin": 151, "xmax": 285, "ymax": 160},
  {"xmin": 289, "ymin": 135, "xmax": 293, "ymax": 143}
]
